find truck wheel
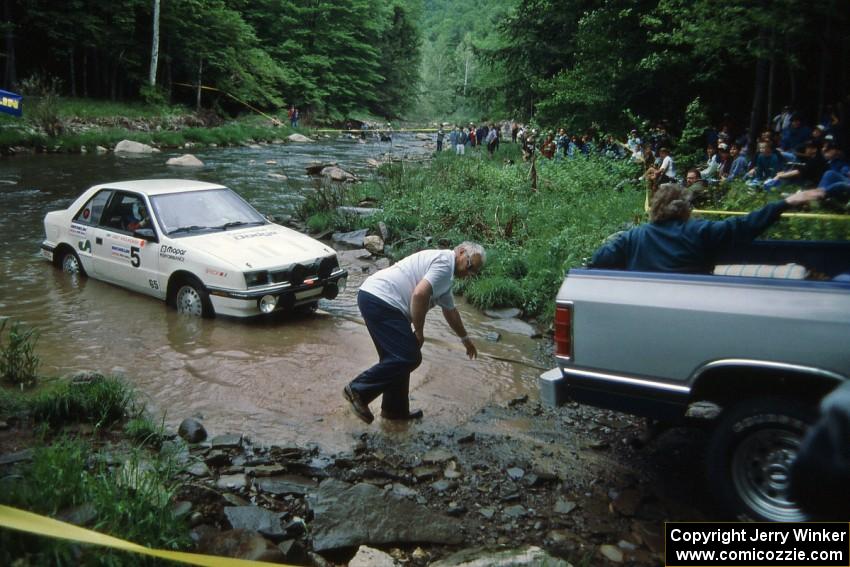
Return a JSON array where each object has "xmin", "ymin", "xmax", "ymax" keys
[
  {"xmin": 173, "ymin": 277, "xmax": 214, "ymax": 318},
  {"xmin": 706, "ymin": 397, "xmax": 815, "ymax": 521}
]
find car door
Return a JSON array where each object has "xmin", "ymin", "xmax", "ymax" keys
[
  {"xmin": 91, "ymin": 191, "xmax": 163, "ymax": 297},
  {"xmin": 68, "ymin": 189, "xmax": 112, "ymax": 275}
]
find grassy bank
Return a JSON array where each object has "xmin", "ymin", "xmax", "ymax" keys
[
  {"xmin": 0, "ymin": 97, "xmax": 295, "ymax": 153},
  {"xmin": 1, "ymin": 347, "xmax": 188, "ymax": 566},
  {"xmin": 303, "ymin": 148, "xmax": 646, "ymax": 324},
  {"xmin": 302, "ymin": 147, "xmax": 850, "ymax": 325}
]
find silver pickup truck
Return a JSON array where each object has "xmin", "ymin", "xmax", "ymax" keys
[{"xmin": 539, "ymin": 239, "xmax": 850, "ymax": 521}]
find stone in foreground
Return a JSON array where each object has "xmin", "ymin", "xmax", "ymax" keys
[
  {"xmin": 307, "ymin": 479, "xmax": 463, "ymax": 551},
  {"xmin": 430, "ymin": 546, "xmax": 572, "ymax": 566}
]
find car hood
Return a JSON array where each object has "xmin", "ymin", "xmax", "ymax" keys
[{"xmin": 185, "ymin": 224, "xmax": 336, "ymax": 270}]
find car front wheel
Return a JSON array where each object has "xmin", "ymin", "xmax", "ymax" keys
[
  {"xmin": 706, "ymin": 397, "xmax": 815, "ymax": 521},
  {"xmin": 174, "ymin": 278, "xmax": 214, "ymax": 318}
]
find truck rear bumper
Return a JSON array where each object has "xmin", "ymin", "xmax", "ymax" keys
[{"xmin": 539, "ymin": 365, "xmax": 691, "ymax": 421}]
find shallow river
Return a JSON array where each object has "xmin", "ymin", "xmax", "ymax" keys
[{"xmin": 0, "ymin": 134, "xmax": 546, "ymax": 451}]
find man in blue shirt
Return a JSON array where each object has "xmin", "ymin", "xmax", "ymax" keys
[{"xmin": 590, "ymin": 184, "xmax": 825, "ymax": 273}]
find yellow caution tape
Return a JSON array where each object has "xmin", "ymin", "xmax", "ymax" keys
[
  {"xmin": 0, "ymin": 504, "xmax": 293, "ymax": 567},
  {"xmin": 643, "ymin": 188, "xmax": 850, "ymax": 221},
  {"xmin": 173, "ymin": 82, "xmax": 280, "ymax": 125}
]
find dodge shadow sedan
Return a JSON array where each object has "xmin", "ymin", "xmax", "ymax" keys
[{"xmin": 41, "ymin": 179, "xmax": 347, "ymax": 318}]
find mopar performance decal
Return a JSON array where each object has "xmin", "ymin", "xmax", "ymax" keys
[
  {"xmin": 160, "ymin": 245, "xmax": 186, "ymax": 262},
  {"xmin": 232, "ymin": 230, "xmax": 276, "ymax": 241}
]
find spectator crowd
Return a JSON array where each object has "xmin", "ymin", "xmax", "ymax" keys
[{"xmin": 435, "ymin": 99, "xmax": 850, "ymax": 209}]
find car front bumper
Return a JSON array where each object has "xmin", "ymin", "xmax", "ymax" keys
[{"xmin": 207, "ymin": 268, "xmax": 348, "ymax": 317}]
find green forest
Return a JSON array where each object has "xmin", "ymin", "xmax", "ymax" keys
[{"xmin": 1, "ymin": 0, "xmax": 849, "ymax": 134}]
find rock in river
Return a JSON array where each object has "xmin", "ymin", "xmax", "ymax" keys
[
  {"xmin": 307, "ymin": 479, "xmax": 464, "ymax": 551},
  {"xmin": 178, "ymin": 418, "xmax": 207, "ymax": 443},
  {"xmin": 332, "ymin": 228, "xmax": 368, "ymax": 247},
  {"xmin": 363, "ymin": 235, "xmax": 384, "ymax": 254},
  {"xmin": 288, "ymin": 133, "xmax": 315, "ymax": 143},
  {"xmin": 115, "ymin": 139, "xmax": 159, "ymax": 154},
  {"xmin": 166, "ymin": 154, "xmax": 204, "ymax": 167},
  {"xmin": 320, "ymin": 166, "xmax": 356, "ymax": 182}
]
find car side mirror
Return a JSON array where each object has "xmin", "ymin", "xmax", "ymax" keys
[{"xmin": 134, "ymin": 228, "xmax": 157, "ymax": 241}]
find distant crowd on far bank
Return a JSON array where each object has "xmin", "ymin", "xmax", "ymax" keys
[{"xmin": 432, "ymin": 102, "xmax": 849, "ymax": 210}]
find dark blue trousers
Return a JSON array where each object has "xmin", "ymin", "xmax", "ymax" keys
[
  {"xmin": 820, "ymin": 170, "xmax": 850, "ymax": 202},
  {"xmin": 350, "ymin": 291, "xmax": 422, "ymax": 413}
]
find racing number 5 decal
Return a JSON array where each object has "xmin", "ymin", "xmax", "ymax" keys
[{"xmin": 131, "ymin": 246, "xmax": 141, "ymax": 268}]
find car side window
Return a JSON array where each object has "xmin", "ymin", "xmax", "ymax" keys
[
  {"xmin": 100, "ymin": 192, "xmax": 149, "ymax": 233},
  {"xmin": 73, "ymin": 190, "xmax": 112, "ymax": 226}
]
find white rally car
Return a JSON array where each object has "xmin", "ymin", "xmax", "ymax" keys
[{"xmin": 41, "ymin": 179, "xmax": 348, "ymax": 318}]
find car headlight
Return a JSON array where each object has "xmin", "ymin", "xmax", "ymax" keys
[
  {"xmin": 258, "ymin": 295, "xmax": 278, "ymax": 314},
  {"xmin": 244, "ymin": 270, "xmax": 269, "ymax": 287}
]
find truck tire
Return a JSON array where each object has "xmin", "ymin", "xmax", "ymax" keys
[{"xmin": 706, "ymin": 397, "xmax": 816, "ymax": 521}]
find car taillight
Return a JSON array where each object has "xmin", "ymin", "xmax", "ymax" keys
[{"xmin": 554, "ymin": 303, "xmax": 573, "ymax": 360}]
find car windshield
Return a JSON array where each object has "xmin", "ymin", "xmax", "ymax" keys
[{"xmin": 150, "ymin": 188, "xmax": 267, "ymax": 236}]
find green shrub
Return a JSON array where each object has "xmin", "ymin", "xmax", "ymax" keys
[
  {"xmin": 306, "ymin": 212, "xmax": 333, "ymax": 233},
  {"xmin": 152, "ymin": 130, "xmax": 186, "ymax": 148},
  {"xmin": 29, "ymin": 375, "xmax": 132, "ymax": 428},
  {"xmin": 462, "ymin": 276, "xmax": 526, "ymax": 310},
  {"xmin": 123, "ymin": 415, "xmax": 166, "ymax": 447},
  {"xmin": 19, "ymin": 73, "xmax": 64, "ymax": 137},
  {"xmin": 0, "ymin": 437, "xmax": 190, "ymax": 566},
  {"xmin": 0, "ymin": 319, "xmax": 40, "ymax": 387}
]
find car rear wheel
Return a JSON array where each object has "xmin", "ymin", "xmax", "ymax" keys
[
  {"xmin": 706, "ymin": 397, "xmax": 815, "ymax": 521},
  {"xmin": 174, "ymin": 278, "xmax": 214, "ymax": 318},
  {"xmin": 59, "ymin": 249, "xmax": 85, "ymax": 276}
]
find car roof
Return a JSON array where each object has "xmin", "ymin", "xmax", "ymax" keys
[{"xmin": 90, "ymin": 179, "xmax": 228, "ymax": 196}]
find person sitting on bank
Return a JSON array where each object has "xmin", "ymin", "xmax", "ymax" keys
[{"xmin": 589, "ymin": 183, "xmax": 825, "ymax": 273}]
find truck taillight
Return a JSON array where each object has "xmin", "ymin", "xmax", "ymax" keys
[{"xmin": 554, "ymin": 303, "xmax": 573, "ymax": 360}]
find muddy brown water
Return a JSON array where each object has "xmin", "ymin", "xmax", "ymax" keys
[{"xmin": 0, "ymin": 136, "xmax": 548, "ymax": 451}]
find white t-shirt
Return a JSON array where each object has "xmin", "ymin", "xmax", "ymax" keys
[
  {"xmin": 660, "ymin": 155, "xmax": 676, "ymax": 179},
  {"xmin": 359, "ymin": 249, "xmax": 456, "ymax": 321}
]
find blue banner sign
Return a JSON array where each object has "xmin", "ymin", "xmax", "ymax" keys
[{"xmin": 0, "ymin": 89, "xmax": 23, "ymax": 117}]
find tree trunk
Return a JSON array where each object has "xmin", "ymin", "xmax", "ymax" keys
[
  {"xmin": 2, "ymin": 0, "xmax": 16, "ymax": 89},
  {"xmin": 463, "ymin": 51, "xmax": 469, "ymax": 97},
  {"xmin": 148, "ymin": 0, "xmax": 160, "ymax": 86},
  {"xmin": 111, "ymin": 50, "xmax": 124, "ymax": 101},
  {"xmin": 785, "ymin": 36, "xmax": 796, "ymax": 106},
  {"xmin": 196, "ymin": 59, "xmax": 203, "ymax": 111},
  {"xmin": 93, "ymin": 50, "xmax": 101, "ymax": 98},
  {"xmin": 748, "ymin": 32, "xmax": 770, "ymax": 150},
  {"xmin": 82, "ymin": 50, "xmax": 88, "ymax": 97},
  {"xmin": 817, "ymin": 17, "xmax": 831, "ymax": 121},
  {"xmin": 69, "ymin": 48, "xmax": 76, "ymax": 97},
  {"xmin": 766, "ymin": 32, "xmax": 776, "ymax": 130},
  {"xmin": 166, "ymin": 55, "xmax": 172, "ymax": 103}
]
